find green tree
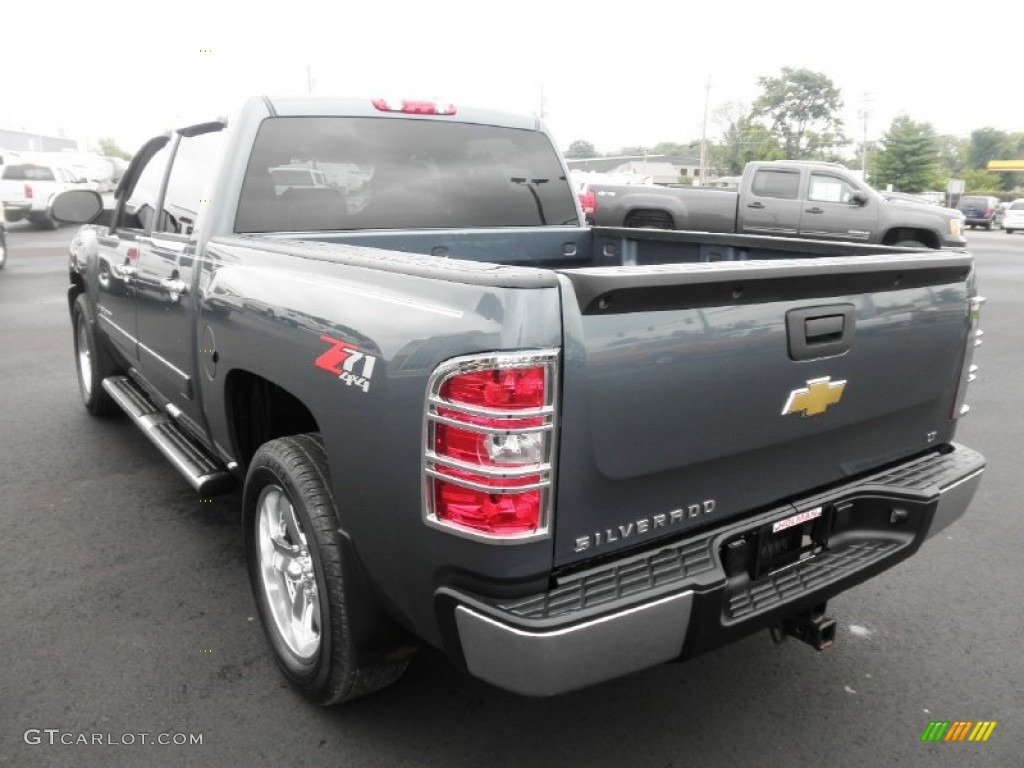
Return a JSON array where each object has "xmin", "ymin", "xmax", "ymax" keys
[
  {"xmin": 712, "ymin": 117, "xmax": 784, "ymax": 176},
  {"xmin": 709, "ymin": 101, "xmax": 783, "ymax": 175},
  {"xmin": 751, "ymin": 68, "xmax": 846, "ymax": 159},
  {"xmin": 651, "ymin": 141, "xmax": 698, "ymax": 156},
  {"xmin": 617, "ymin": 145, "xmax": 650, "ymax": 157},
  {"xmin": 96, "ymin": 138, "xmax": 132, "ymax": 160},
  {"xmin": 565, "ymin": 139, "xmax": 598, "ymax": 159},
  {"xmin": 966, "ymin": 128, "xmax": 1011, "ymax": 170},
  {"xmin": 873, "ymin": 115, "xmax": 942, "ymax": 193},
  {"xmin": 961, "ymin": 168, "xmax": 1002, "ymax": 194},
  {"xmin": 936, "ymin": 135, "xmax": 970, "ymax": 178}
]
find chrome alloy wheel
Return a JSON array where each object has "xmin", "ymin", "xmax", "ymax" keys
[
  {"xmin": 256, "ymin": 485, "xmax": 321, "ymax": 664},
  {"xmin": 76, "ymin": 319, "xmax": 92, "ymax": 398}
]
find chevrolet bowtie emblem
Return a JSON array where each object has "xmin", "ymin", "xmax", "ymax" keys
[{"xmin": 782, "ymin": 376, "xmax": 847, "ymax": 417}]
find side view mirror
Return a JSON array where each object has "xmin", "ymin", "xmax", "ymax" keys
[
  {"xmin": 850, "ymin": 192, "xmax": 868, "ymax": 206},
  {"xmin": 52, "ymin": 189, "xmax": 105, "ymax": 224}
]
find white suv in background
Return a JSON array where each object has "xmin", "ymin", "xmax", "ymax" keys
[
  {"xmin": 0, "ymin": 162, "xmax": 95, "ymax": 229},
  {"xmin": 1002, "ymin": 200, "xmax": 1024, "ymax": 234}
]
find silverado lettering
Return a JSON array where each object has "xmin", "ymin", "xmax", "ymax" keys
[{"xmin": 574, "ymin": 501, "xmax": 717, "ymax": 552}]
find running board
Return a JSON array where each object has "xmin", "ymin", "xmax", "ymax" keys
[{"xmin": 102, "ymin": 375, "xmax": 236, "ymax": 495}]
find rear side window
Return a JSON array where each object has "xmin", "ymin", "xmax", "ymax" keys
[
  {"xmin": 1010, "ymin": 202, "xmax": 1024, "ymax": 211},
  {"xmin": 2, "ymin": 164, "xmax": 55, "ymax": 181},
  {"xmin": 751, "ymin": 169, "xmax": 799, "ymax": 199},
  {"xmin": 235, "ymin": 116, "xmax": 578, "ymax": 232}
]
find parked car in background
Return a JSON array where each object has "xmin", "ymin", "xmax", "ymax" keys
[
  {"xmin": 0, "ymin": 162, "xmax": 94, "ymax": 229},
  {"xmin": 957, "ymin": 195, "xmax": 1001, "ymax": 230},
  {"xmin": 1002, "ymin": 199, "xmax": 1024, "ymax": 234}
]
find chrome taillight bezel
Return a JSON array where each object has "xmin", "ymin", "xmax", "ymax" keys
[{"xmin": 422, "ymin": 349, "xmax": 559, "ymax": 543}]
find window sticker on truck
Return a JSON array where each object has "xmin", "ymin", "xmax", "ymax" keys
[{"xmin": 314, "ymin": 335, "xmax": 377, "ymax": 393}]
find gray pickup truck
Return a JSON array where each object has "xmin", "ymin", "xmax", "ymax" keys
[
  {"xmin": 55, "ymin": 97, "xmax": 985, "ymax": 705},
  {"xmin": 585, "ymin": 160, "xmax": 967, "ymax": 249}
]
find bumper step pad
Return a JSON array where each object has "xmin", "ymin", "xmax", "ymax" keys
[
  {"xmin": 496, "ymin": 445, "xmax": 984, "ymax": 626},
  {"xmin": 102, "ymin": 375, "xmax": 235, "ymax": 495}
]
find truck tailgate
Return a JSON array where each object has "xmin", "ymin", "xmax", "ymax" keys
[{"xmin": 552, "ymin": 251, "xmax": 974, "ymax": 567}]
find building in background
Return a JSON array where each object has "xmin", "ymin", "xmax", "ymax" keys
[
  {"xmin": 565, "ymin": 154, "xmax": 703, "ymax": 185},
  {"xmin": 0, "ymin": 128, "xmax": 78, "ymax": 156}
]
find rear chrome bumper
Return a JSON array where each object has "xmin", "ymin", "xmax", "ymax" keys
[{"xmin": 445, "ymin": 444, "xmax": 984, "ymax": 696}]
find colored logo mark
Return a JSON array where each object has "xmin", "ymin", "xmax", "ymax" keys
[
  {"xmin": 920, "ymin": 721, "xmax": 997, "ymax": 742},
  {"xmin": 782, "ymin": 376, "xmax": 846, "ymax": 417}
]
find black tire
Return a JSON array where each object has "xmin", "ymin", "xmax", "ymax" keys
[
  {"xmin": 985, "ymin": 220, "xmax": 993, "ymax": 231},
  {"xmin": 0, "ymin": 233, "xmax": 6, "ymax": 270},
  {"xmin": 893, "ymin": 239, "xmax": 928, "ymax": 249},
  {"xmin": 72, "ymin": 294, "xmax": 120, "ymax": 416},
  {"xmin": 1006, "ymin": 229, "xmax": 1014, "ymax": 235},
  {"xmin": 244, "ymin": 433, "xmax": 410, "ymax": 705}
]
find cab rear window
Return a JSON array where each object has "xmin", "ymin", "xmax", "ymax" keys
[
  {"xmin": 235, "ymin": 117, "xmax": 578, "ymax": 232},
  {"xmin": 1, "ymin": 164, "xmax": 56, "ymax": 181}
]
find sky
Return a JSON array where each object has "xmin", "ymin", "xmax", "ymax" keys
[{"xmin": 3, "ymin": 0, "xmax": 1021, "ymax": 158}]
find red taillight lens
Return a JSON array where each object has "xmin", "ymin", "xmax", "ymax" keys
[
  {"xmin": 24, "ymin": 183, "xmax": 33, "ymax": 199},
  {"xmin": 372, "ymin": 98, "xmax": 457, "ymax": 115},
  {"xmin": 424, "ymin": 351, "xmax": 558, "ymax": 540},
  {"xmin": 439, "ymin": 367, "xmax": 545, "ymax": 409},
  {"xmin": 580, "ymin": 189, "xmax": 596, "ymax": 215},
  {"xmin": 433, "ymin": 479, "xmax": 541, "ymax": 534}
]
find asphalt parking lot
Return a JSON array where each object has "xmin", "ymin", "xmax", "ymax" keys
[{"xmin": 0, "ymin": 224, "xmax": 1021, "ymax": 768}]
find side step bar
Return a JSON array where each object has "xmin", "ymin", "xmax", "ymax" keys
[{"xmin": 102, "ymin": 375, "xmax": 236, "ymax": 495}]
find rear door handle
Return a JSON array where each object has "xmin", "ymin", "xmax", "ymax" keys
[
  {"xmin": 747, "ymin": 202, "xmax": 766, "ymax": 209},
  {"xmin": 805, "ymin": 207, "xmax": 825, "ymax": 214}
]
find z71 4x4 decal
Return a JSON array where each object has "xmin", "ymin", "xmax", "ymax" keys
[{"xmin": 315, "ymin": 335, "xmax": 377, "ymax": 393}]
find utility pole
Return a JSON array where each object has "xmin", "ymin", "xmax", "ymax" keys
[
  {"xmin": 858, "ymin": 91, "xmax": 873, "ymax": 178},
  {"xmin": 306, "ymin": 64, "xmax": 314, "ymax": 94},
  {"xmin": 538, "ymin": 84, "xmax": 547, "ymax": 120},
  {"xmin": 698, "ymin": 75, "xmax": 711, "ymax": 187}
]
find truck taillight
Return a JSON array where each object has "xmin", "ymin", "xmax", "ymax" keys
[
  {"xmin": 424, "ymin": 351, "xmax": 558, "ymax": 540},
  {"xmin": 952, "ymin": 295, "xmax": 984, "ymax": 419},
  {"xmin": 24, "ymin": 183, "xmax": 33, "ymax": 199},
  {"xmin": 579, "ymin": 188, "xmax": 596, "ymax": 216}
]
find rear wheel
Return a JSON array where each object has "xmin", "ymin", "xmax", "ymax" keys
[
  {"xmin": 72, "ymin": 294, "xmax": 119, "ymax": 416},
  {"xmin": 244, "ymin": 433, "xmax": 410, "ymax": 705},
  {"xmin": 0, "ymin": 235, "xmax": 6, "ymax": 269},
  {"xmin": 985, "ymin": 220, "xmax": 994, "ymax": 231},
  {"xmin": 1006, "ymin": 228, "xmax": 1014, "ymax": 235}
]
